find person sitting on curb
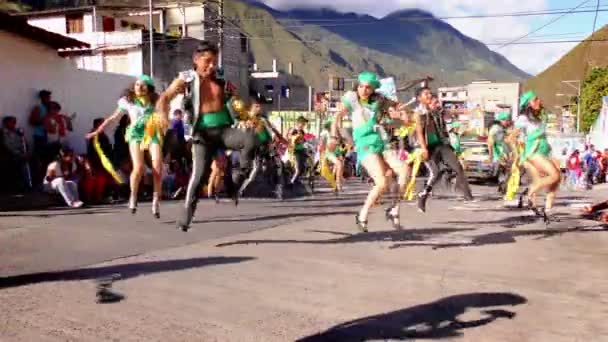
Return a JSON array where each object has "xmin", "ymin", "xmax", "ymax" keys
[{"xmin": 43, "ymin": 147, "xmax": 83, "ymax": 208}]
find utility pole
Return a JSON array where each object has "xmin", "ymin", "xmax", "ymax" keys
[
  {"xmin": 148, "ymin": 0, "xmax": 154, "ymax": 78},
  {"xmin": 218, "ymin": 0, "xmax": 224, "ymax": 68}
]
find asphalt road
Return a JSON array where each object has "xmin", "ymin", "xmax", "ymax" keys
[{"xmin": 0, "ymin": 183, "xmax": 370, "ymax": 277}]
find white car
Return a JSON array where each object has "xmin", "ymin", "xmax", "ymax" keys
[{"xmin": 460, "ymin": 141, "xmax": 495, "ymax": 181}]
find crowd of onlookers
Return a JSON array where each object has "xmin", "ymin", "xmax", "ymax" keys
[
  {"xmin": 561, "ymin": 144, "xmax": 608, "ymax": 190},
  {"xmin": 0, "ymin": 89, "xmax": 192, "ymax": 208}
]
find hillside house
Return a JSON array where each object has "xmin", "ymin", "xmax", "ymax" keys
[
  {"xmin": 15, "ymin": 2, "xmax": 251, "ymax": 93},
  {"xmin": 0, "ymin": 11, "xmax": 133, "ymax": 153}
]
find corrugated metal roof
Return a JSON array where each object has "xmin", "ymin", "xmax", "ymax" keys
[{"xmin": 0, "ymin": 11, "xmax": 90, "ymax": 50}]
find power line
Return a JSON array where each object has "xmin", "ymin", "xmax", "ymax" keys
[
  {"xmin": 226, "ymin": 5, "xmax": 608, "ymax": 25},
  {"xmin": 496, "ymin": 0, "xmax": 593, "ymax": 49}
]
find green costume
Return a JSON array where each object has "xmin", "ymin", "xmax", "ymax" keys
[
  {"xmin": 448, "ymin": 122, "xmax": 463, "ymax": 155},
  {"xmin": 121, "ymin": 75, "xmax": 161, "ymax": 145},
  {"xmin": 489, "ymin": 112, "xmax": 511, "ymax": 162},
  {"xmin": 516, "ymin": 91, "xmax": 551, "ymax": 162},
  {"xmin": 342, "ymin": 72, "xmax": 385, "ymax": 171}
]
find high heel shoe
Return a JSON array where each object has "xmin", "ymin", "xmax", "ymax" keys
[
  {"xmin": 385, "ymin": 207, "xmax": 401, "ymax": 230},
  {"xmin": 128, "ymin": 196, "xmax": 137, "ymax": 214},
  {"xmin": 152, "ymin": 195, "xmax": 160, "ymax": 219},
  {"xmin": 355, "ymin": 214, "xmax": 368, "ymax": 233},
  {"xmin": 527, "ymin": 199, "xmax": 544, "ymax": 218}
]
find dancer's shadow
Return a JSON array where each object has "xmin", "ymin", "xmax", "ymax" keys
[
  {"xmin": 447, "ymin": 215, "xmax": 543, "ymax": 228},
  {"xmin": 297, "ymin": 292, "xmax": 527, "ymax": 341},
  {"xmin": 216, "ymin": 228, "xmax": 475, "ymax": 247},
  {"xmin": 272, "ymin": 201, "xmax": 362, "ymax": 209},
  {"xmin": 390, "ymin": 225, "xmax": 607, "ymax": 250},
  {"xmin": 191, "ymin": 211, "xmax": 357, "ymax": 224},
  {"xmin": 0, "ymin": 256, "xmax": 255, "ymax": 289}
]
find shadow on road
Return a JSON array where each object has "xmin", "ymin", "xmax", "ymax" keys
[
  {"xmin": 216, "ymin": 228, "xmax": 475, "ymax": 247},
  {"xmin": 0, "ymin": 208, "xmax": 119, "ymax": 218},
  {"xmin": 296, "ymin": 292, "xmax": 527, "ymax": 341},
  {"xmin": 0, "ymin": 256, "xmax": 255, "ymax": 289},
  {"xmin": 272, "ymin": 201, "xmax": 362, "ymax": 209},
  {"xmin": 390, "ymin": 226, "xmax": 607, "ymax": 250},
  {"xmin": 188, "ymin": 211, "xmax": 358, "ymax": 225}
]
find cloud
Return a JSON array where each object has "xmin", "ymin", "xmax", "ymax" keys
[{"xmin": 257, "ymin": 0, "xmax": 574, "ymax": 75}]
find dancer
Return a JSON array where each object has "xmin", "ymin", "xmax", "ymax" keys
[
  {"xmin": 157, "ymin": 41, "xmax": 257, "ymax": 231},
  {"xmin": 582, "ymin": 200, "xmax": 608, "ymax": 222},
  {"xmin": 87, "ymin": 74, "xmax": 165, "ymax": 218},
  {"xmin": 238, "ymin": 98, "xmax": 288, "ymax": 198},
  {"xmin": 207, "ymin": 149, "xmax": 227, "ymax": 202},
  {"xmin": 288, "ymin": 116, "xmax": 310, "ymax": 185},
  {"xmin": 330, "ymin": 72, "xmax": 409, "ymax": 232},
  {"xmin": 319, "ymin": 118, "xmax": 342, "ymax": 192},
  {"xmin": 415, "ymin": 90, "xmax": 474, "ymax": 213},
  {"xmin": 488, "ymin": 112, "xmax": 512, "ymax": 194},
  {"xmin": 513, "ymin": 91, "xmax": 560, "ymax": 220}
]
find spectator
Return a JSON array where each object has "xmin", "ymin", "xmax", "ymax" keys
[
  {"xmin": 583, "ymin": 145, "xmax": 598, "ymax": 187},
  {"xmin": 76, "ymin": 154, "xmax": 110, "ymax": 204},
  {"xmin": 29, "ymin": 90, "xmax": 52, "ymax": 184},
  {"xmin": 567, "ymin": 149, "xmax": 582, "ymax": 189},
  {"xmin": 44, "ymin": 101, "xmax": 72, "ymax": 159},
  {"xmin": 113, "ymin": 115, "xmax": 130, "ymax": 167},
  {"xmin": 1, "ymin": 116, "xmax": 30, "ymax": 192},
  {"xmin": 87, "ymin": 118, "xmax": 112, "ymax": 171},
  {"xmin": 43, "ymin": 147, "xmax": 83, "ymax": 208}
]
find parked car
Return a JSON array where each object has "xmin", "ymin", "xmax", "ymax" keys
[{"xmin": 460, "ymin": 140, "xmax": 495, "ymax": 181}]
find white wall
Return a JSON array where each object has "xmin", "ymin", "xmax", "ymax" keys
[
  {"xmin": 28, "ymin": 16, "xmax": 67, "ymax": 35},
  {"xmin": 0, "ymin": 30, "xmax": 134, "ymax": 154},
  {"xmin": 127, "ymin": 49, "xmax": 143, "ymax": 76},
  {"xmin": 83, "ymin": 14, "xmax": 94, "ymax": 33}
]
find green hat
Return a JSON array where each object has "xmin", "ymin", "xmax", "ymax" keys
[
  {"xmin": 519, "ymin": 90, "xmax": 537, "ymax": 109},
  {"xmin": 138, "ymin": 74, "xmax": 155, "ymax": 88},
  {"xmin": 495, "ymin": 112, "xmax": 511, "ymax": 121},
  {"xmin": 357, "ymin": 71, "xmax": 381, "ymax": 90}
]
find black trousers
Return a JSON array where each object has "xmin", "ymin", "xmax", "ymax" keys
[
  {"xmin": 422, "ymin": 144, "xmax": 473, "ymax": 200},
  {"xmin": 239, "ymin": 143, "xmax": 285, "ymax": 195},
  {"xmin": 178, "ymin": 126, "xmax": 257, "ymax": 227}
]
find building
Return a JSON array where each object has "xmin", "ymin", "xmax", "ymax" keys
[
  {"xmin": 15, "ymin": 2, "xmax": 251, "ymax": 93},
  {"xmin": 249, "ymin": 59, "xmax": 314, "ymax": 112},
  {"xmin": 0, "ymin": 11, "xmax": 134, "ymax": 153},
  {"xmin": 439, "ymin": 81, "xmax": 520, "ymax": 135}
]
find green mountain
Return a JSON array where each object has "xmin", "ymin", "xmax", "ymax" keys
[
  {"xmin": 231, "ymin": 1, "xmax": 529, "ymax": 89},
  {"xmin": 525, "ymin": 25, "xmax": 608, "ymax": 109},
  {"xmin": 10, "ymin": 0, "xmax": 530, "ymax": 90}
]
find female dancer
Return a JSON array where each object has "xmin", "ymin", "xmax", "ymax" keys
[
  {"xmin": 330, "ymin": 72, "xmax": 408, "ymax": 232},
  {"xmin": 87, "ymin": 75, "xmax": 165, "ymax": 218},
  {"xmin": 513, "ymin": 91, "xmax": 560, "ymax": 219}
]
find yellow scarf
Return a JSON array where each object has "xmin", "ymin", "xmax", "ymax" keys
[{"xmin": 93, "ymin": 135, "xmax": 125, "ymax": 184}]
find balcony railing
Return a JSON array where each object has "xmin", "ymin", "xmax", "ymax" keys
[{"xmin": 68, "ymin": 30, "xmax": 143, "ymax": 48}]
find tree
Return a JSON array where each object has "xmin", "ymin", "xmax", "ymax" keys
[{"xmin": 575, "ymin": 67, "xmax": 608, "ymax": 133}]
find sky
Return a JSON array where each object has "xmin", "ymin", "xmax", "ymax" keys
[{"xmin": 257, "ymin": 0, "xmax": 608, "ymax": 75}]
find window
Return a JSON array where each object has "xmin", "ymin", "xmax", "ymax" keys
[
  {"xmin": 66, "ymin": 14, "xmax": 84, "ymax": 33},
  {"xmin": 441, "ymin": 92, "xmax": 447, "ymax": 97},
  {"xmin": 240, "ymin": 33, "xmax": 248, "ymax": 53},
  {"xmin": 102, "ymin": 16, "xmax": 115, "ymax": 32},
  {"xmin": 103, "ymin": 51, "xmax": 130, "ymax": 75}
]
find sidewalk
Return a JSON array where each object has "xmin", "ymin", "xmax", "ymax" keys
[
  {"xmin": 1, "ymin": 192, "xmax": 607, "ymax": 341},
  {"xmin": 0, "ymin": 191, "xmax": 60, "ymax": 212}
]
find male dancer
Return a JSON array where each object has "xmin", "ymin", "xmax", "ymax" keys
[
  {"xmin": 238, "ymin": 98, "xmax": 287, "ymax": 198},
  {"xmin": 415, "ymin": 89, "xmax": 474, "ymax": 213},
  {"xmin": 157, "ymin": 41, "xmax": 257, "ymax": 231}
]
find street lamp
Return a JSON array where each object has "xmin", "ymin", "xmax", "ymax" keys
[{"xmin": 559, "ymin": 80, "xmax": 582, "ymax": 133}]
